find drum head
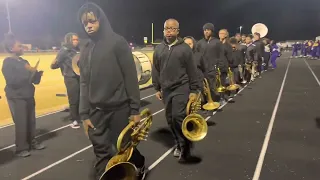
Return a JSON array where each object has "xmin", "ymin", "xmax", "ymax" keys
[{"xmin": 133, "ymin": 55, "xmax": 142, "ymax": 82}]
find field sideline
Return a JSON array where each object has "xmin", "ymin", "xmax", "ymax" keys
[{"xmin": 0, "ymin": 51, "xmax": 154, "ymax": 126}]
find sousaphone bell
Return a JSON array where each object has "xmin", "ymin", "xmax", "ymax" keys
[{"xmin": 251, "ymin": 23, "xmax": 268, "ymax": 38}]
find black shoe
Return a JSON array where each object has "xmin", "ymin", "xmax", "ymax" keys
[
  {"xmin": 32, "ymin": 141, "xmax": 46, "ymax": 150},
  {"xmin": 178, "ymin": 146, "xmax": 191, "ymax": 163},
  {"xmin": 16, "ymin": 150, "xmax": 31, "ymax": 157},
  {"xmin": 136, "ymin": 165, "xmax": 147, "ymax": 180}
]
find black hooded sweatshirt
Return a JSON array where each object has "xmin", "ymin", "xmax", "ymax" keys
[
  {"xmin": 51, "ymin": 33, "xmax": 80, "ymax": 77},
  {"xmin": 197, "ymin": 37, "xmax": 222, "ymax": 74},
  {"xmin": 77, "ymin": 2, "xmax": 140, "ymax": 120},
  {"xmin": 152, "ymin": 37, "xmax": 199, "ymax": 93}
]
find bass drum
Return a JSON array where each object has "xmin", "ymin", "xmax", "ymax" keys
[{"xmin": 132, "ymin": 51, "xmax": 152, "ymax": 85}]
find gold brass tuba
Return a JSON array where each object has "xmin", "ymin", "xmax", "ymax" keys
[
  {"xmin": 202, "ymin": 78, "xmax": 220, "ymax": 111},
  {"xmin": 226, "ymin": 67, "xmax": 240, "ymax": 91},
  {"xmin": 99, "ymin": 109, "xmax": 153, "ymax": 180},
  {"xmin": 182, "ymin": 92, "xmax": 208, "ymax": 141},
  {"xmin": 216, "ymin": 68, "xmax": 226, "ymax": 93},
  {"xmin": 72, "ymin": 53, "xmax": 80, "ymax": 76}
]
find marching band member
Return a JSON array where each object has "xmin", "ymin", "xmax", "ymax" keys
[
  {"xmin": 1, "ymin": 33, "xmax": 45, "ymax": 157},
  {"xmin": 229, "ymin": 37, "xmax": 245, "ymax": 84},
  {"xmin": 197, "ymin": 23, "xmax": 222, "ymax": 101},
  {"xmin": 270, "ymin": 40, "xmax": 280, "ymax": 69},
  {"xmin": 253, "ymin": 32, "xmax": 265, "ymax": 77},
  {"xmin": 235, "ymin": 33, "xmax": 242, "ymax": 43},
  {"xmin": 291, "ymin": 42, "xmax": 299, "ymax": 58},
  {"xmin": 152, "ymin": 19, "xmax": 200, "ymax": 162},
  {"xmin": 263, "ymin": 38, "xmax": 271, "ymax": 71},
  {"xmin": 311, "ymin": 40, "xmax": 319, "ymax": 59},
  {"xmin": 77, "ymin": 2, "xmax": 146, "ymax": 179},
  {"xmin": 244, "ymin": 35, "xmax": 258, "ymax": 83},
  {"xmin": 50, "ymin": 33, "xmax": 81, "ymax": 129},
  {"xmin": 184, "ymin": 36, "xmax": 208, "ymax": 91},
  {"xmin": 241, "ymin": 34, "xmax": 247, "ymax": 44}
]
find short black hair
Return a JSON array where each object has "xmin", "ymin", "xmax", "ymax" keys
[
  {"xmin": 241, "ymin": 34, "xmax": 247, "ymax": 37},
  {"xmin": 254, "ymin": 32, "xmax": 260, "ymax": 37},
  {"xmin": 3, "ymin": 33, "xmax": 17, "ymax": 53},
  {"xmin": 229, "ymin": 37, "xmax": 238, "ymax": 44},
  {"xmin": 235, "ymin": 33, "xmax": 241, "ymax": 36},
  {"xmin": 246, "ymin": 34, "xmax": 253, "ymax": 39}
]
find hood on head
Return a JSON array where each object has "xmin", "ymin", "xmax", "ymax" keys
[
  {"xmin": 183, "ymin": 36, "xmax": 197, "ymax": 52},
  {"xmin": 77, "ymin": 2, "xmax": 114, "ymax": 40}
]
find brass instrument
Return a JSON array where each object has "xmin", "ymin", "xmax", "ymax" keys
[
  {"xmin": 216, "ymin": 68, "xmax": 226, "ymax": 93},
  {"xmin": 71, "ymin": 53, "xmax": 80, "ymax": 76},
  {"xmin": 202, "ymin": 78, "xmax": 220, "ymax": 111},
  {"xmin": 29, "ymin": 59, "xmax": 40, "ymax": 83},
  {"xmin": 182, "ymin": 92, "xmax": 208, "ymax": 142},
  {"xmin": 251, "ymin": 23, "xmax": 268, "ymax": 38},
  {"xmin": 99, "ymin": 109, "xmax": 153, "ymax": 180},
  {"xmin": 226, "ymin": 67, "xmax": 240, "ymax": 91}
]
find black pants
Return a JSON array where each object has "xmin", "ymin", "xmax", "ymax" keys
[
  {"xmin": 264, "ymin": 53, "xmax": 270, "ymax": 70},
  {"xmin": 257, "ymin": 59, "xmax": 263, "ymax": 73},
  {"xmin": 64, "ymin": 76, "xmax": 80, "ymax": 121},
  {"xmin": 206, "ymin": 71, "xmax": 219, "ymax": 101},
  {"xmin": 162, "ymin": 84, "xmax": 190, "ymax": 148},
  {"xmin": 7, "ymin": 98, "xmax": 36, "ymax": 152},
  {"xmin": 88, "ymin": 106, "xmax": 145, "ymax": 180},
  {"xmin": 231, "ymin": 67, "xmax": 240, "ymax": 84}
]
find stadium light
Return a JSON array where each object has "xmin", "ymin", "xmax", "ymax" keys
[
  {"xmin": 239, "ymin": 26, "xmax": 243, "ymax": 34},
  {"xmin": 5, "ymin": 0, "xmax": 12, "ymax": 33}
]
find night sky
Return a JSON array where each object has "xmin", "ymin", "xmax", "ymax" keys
[{"xmin": 0, "ymin": 0, "xmax": 319, "ymax": 45}]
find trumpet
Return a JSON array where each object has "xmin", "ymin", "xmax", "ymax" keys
[
  {"xmin": 182, "ymin": 92, "xmax": 208, "ymax": 142},
  {"xmin": 202, "ymin": 78, "xmax": 220, "ymax": 111},
  {"xmin": 226, "ymin": 67, "xmax": 240, "ymax": 91},
  {"xmin": 216, "ymin": 68, "xmax": 226, "ymax": 93},
  {"xmin": 99, "ymin": 109, "xmax": 153, "ymax": 180}
]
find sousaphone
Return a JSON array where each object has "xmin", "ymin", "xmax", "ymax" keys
[
  {"xmin": 72, "ymin": 52, "xmax": 80, "ymax": 76},
  {"xmin": 251, "ymin": 23, "xmax": 268, "ymax": 38}
]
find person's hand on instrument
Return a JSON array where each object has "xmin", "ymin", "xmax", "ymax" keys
[
  {"xmin": 189, "ymin": 92, "xmax": 197, "ymax": 102},
  {"xmin": 131, "ymin": 115, "xmax": 141, "ymax": 124},
  {"xmin": 25, "ymin": 64, "xmax": 37, "ymax": 72}
]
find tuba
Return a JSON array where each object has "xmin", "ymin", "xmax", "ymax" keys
[
  {"xmin": 71, "ymin": 52, "xmax": 81, "ymax": 76},
  {"xmin": 215, "ymin": 68, "xmax": 226, "ymax": 93},
  {"xmin": 202, "ymin": 78, "xmax": 220, "ymax": 111},
  {"xmin": 182, "ymin": 92, "xmax": 208, "ymax": 141},
  {"xmin": 99, "ymin": 109, "xmax": 153, "ymax": 180},
  {"xmin": 251, "ymin": 23, "xmax": 268, "ymax": 38},
  {"xmin": 226, "ymin": 67, "xmax": 240, "ymax": 91}
]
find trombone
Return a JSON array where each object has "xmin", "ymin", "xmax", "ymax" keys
[{"xmin": 202, "ymin": 78, "xmax": 220, "ymax": 111}]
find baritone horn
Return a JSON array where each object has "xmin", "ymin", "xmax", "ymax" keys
[
  {"xmin": 182, "ymin": 92, "xmax": 208, "ymax": 141},
  {"xmin": 251, "ymin": 23, "xmax": 268, "ymax": 38},
  {"xmin": 226, "ymin": 67, "xmax": 240, "ymax": 91},
  {"xmin": 202, "ymin": 78, "xmax": 220, "ymax": 111},
  {"xmin": 99, "ymin": 109, "xmax": 153, "ymax": 180},
  {"xmin": 71, "ymin": 53, "xmax": 80, "ymax": 76}
]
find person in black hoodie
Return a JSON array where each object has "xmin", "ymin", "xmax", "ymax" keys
[
  {"xmin": 197, "ymin": 23, "xmax": 222, "ymax": 102},
  {"xmin": 229, "ymin": 37, "xmax": 245, "ymax": 84},
  {"xmin": 152, "ymin": 19, "xmax": 200, "ymax": 162},
  {"xmin": 244, "ymin": 35, "xmax": 259, "ymax": 83},
  {"xmin": 77, "ymin": 3, "xmax": 145, "ymax": 179},
  {"xmin": 253, "ymin": 32, "xmax": 265, "ymax": 77},
  {"xmin": 1, "ymin": 33, "xmax": 45, "ymax": 158},
  {"xmin": 51, "ymin": 33, "xmax": 81, "ymax": 129}
]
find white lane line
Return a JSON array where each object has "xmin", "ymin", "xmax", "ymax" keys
[
  {"xmin": 252, "ymin": 59, "xmax": 291, "ymax": 180},
  {"xmin": 0, "ymin": 94, "xmax": 156, "ymax": 152},
  {"xmin": 304, "ymin": 59, "xmax": 320, "ymax": 86},
  {"xmin": 147, "ymin": 83, "xmax": 249, "ymax": 171},
  {"xmin": 0, "ymin": 92, "xmax": 156, "ymax": 130},
  {"xmin": 21, "ymin": 108, "xmax": 165, "ymax": 180}
]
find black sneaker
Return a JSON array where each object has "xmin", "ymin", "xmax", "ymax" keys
[
  {"xmin": 32, "ymin": 141, "xmax": 46, "ymax": 150},
  {"xmin": 16, "ymin": 150, "xmax": 31, "ymax": 157},
  {"xmin": 136, "ymin": 165, "xmax": 147, "ymax": 180}
]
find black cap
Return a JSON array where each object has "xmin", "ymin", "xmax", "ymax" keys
[{"xmin": 203, "ymin": 23, "xmax": 214, "ymax": 32}]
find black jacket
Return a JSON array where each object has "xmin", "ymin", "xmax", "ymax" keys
[
  {"xmin": 152, "ymin": 37, "xmax": 199, "ymax": 93},
  {"xmin": 219, "ymin": 42, "xmax": 232, "ymax": 72},
  {"xmin": 51, "ymin": 44, "xmax": 79, "ymax": 78},
  {"xmin": 253, "ymin": 39, "xmax": 265, "ymax": 60},
  {"xmin": 245, "ymin": 44, "xmax": 258, "ymax": 63},
  {"xmin": 230, "ymin": 49, "xmax": 244, "ymax": 68},
  {"xmin": 2, "ymin": 57, "xmax": 42, "ymax": 98},
  {"xmin": 197, "ymin": 37, "xmax": 222, "ymax": 74},
  {"xmin": 77, "ymin": 2, "xmax": 140, "ymax": 120}
]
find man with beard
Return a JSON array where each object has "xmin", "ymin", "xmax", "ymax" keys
[
  {"xmin": 2, "ymin": 33, "xmax": 45, "ymax": 157},
  {"xmin": 253, "ymin": 32, "xmax": 265, "ymax": 77},
  {"xmin": 51, "ymin": 33, "xmax": 81, "ymax": 129},
  {"xmin": 77, "ymin": 2, "xmax": 146, "ymax": 179},
  {"xmin": 197, "ymin": 23, "xmax": 222, "ymax": 102},
  {"xmin": 152, "ymin": 19, "xmax": 200, "ymax": 162}
]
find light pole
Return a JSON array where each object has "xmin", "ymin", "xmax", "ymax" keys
[
  {"xmin": 239, "ymin": 26, "xmax": 243, "ymax": 34},
  {"xmin": 5, "ymin": 0, "xmax": 12, "ymax": 33}
]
